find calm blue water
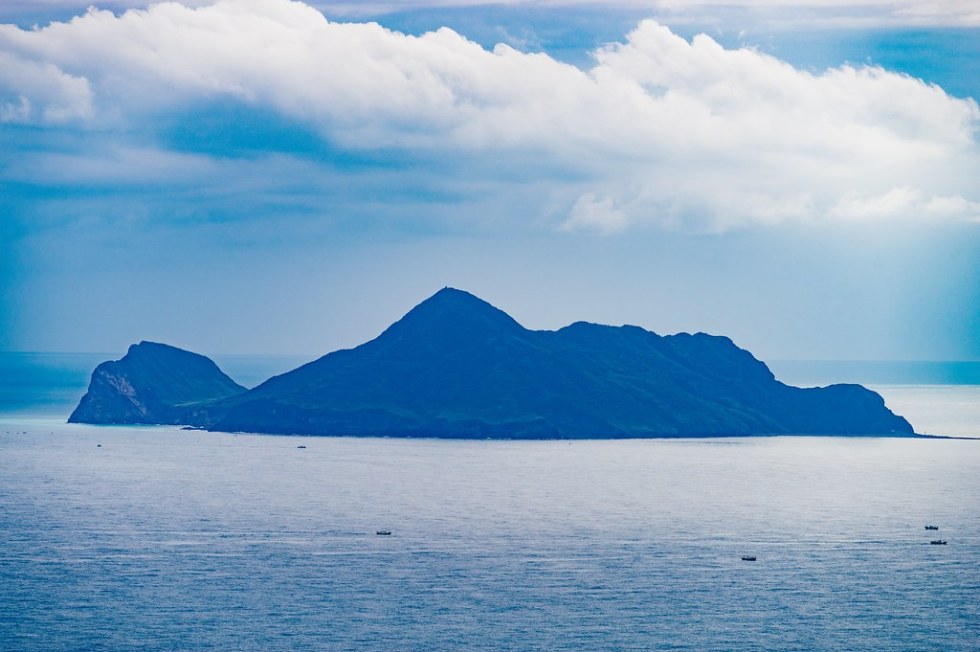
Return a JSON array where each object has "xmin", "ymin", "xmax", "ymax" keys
[
  {"xmin": 1, "ymin": 354, "xmax": 978, "ymax": 650},
  {"xmin": 1, "ymin": 424, "xmax": 978, "ymax": 650}
]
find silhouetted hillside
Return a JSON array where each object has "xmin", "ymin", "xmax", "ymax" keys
[{"xmin": 71, "ymin": 289, "xmax": 915, "ymax": 438}]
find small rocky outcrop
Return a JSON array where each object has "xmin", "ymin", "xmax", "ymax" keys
[{"xmin": 68, "ymin": 341, "xmax": 245, "ymax": 425}]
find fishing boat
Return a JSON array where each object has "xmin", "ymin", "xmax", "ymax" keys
[
  {"xmin": 741, "ymin": 555, "xmax": 757, "ymax": 561},
  {"xmin": 929, "ymin": 539, "xmax": 947, "ymax": 545},
  {"xmin": 924, "ymin": 525, "xmax": 939, "ymax": 530},
  {"xmin": 376, "ymin": 530, "xmax": 392, "ymax": 536}
]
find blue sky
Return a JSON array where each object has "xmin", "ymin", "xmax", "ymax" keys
[{"xmin": 1, "ymin": 0, "xmax": 978, "ymax": 361}]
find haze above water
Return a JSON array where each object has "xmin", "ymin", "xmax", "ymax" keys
[{"xmin": 1, "ymin": 353, "xmax": 978, "ymax": 650}]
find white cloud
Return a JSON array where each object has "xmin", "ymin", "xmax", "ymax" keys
[
  {"xmin": 648, "ymin": 0, "xmax": 980, "ymax": 28},
  {"xmin": 0, "ymin": 51, "xmax": 93, "ymax": 123},
  {"xmin": 0, "ymin": 0, "xmax": 978, "ymax": 231},
  {"xmin": 892, "ymin": 1, "xmax": 980, "ymax": 26},
  {"xmin": 561, "ymin": 193, "xmax": 630, "ymax": 233},
  {"xmin": 830, "ymin": 187, "xmax": 980, "ymax": 221}
]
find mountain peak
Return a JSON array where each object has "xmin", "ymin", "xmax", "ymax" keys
[
  {"xmin": 129, "ymin": 340, "xmax": 180, "ymax": 356},
  {"xmin": 428, "ymin": 286, "xmax": 482, "ymax": 303},
  {"xmin": 377, "ymin": 287, "xmax": 525, "ymax": 343}
]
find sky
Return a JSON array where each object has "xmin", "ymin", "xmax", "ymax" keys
[{"xmin": 1, "ymin": 0, "xmax": 978, "ymax": 362}]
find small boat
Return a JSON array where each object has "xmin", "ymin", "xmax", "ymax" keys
[
  {"xmin": 296, "ymin": 445, "xmax": 307, "ymax": 449},
  {"xmin": 741, "ymin": 555, "xmax": 757, "ymax": 561},
  {"xmin": 924, "ymin": 525, "xmax": 939, "ymax": 530},
  {"xmin": 376, "ymin": 530, "xmax": 392, "ymax": 536},
  {"xmin": 930, "ymin": 539, "xmax": 947, "ymax": 545}
]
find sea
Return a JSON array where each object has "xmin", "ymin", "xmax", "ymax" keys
[{"xmin": 1, "ymin": 353, "xmax": 978, "ymax": 650}]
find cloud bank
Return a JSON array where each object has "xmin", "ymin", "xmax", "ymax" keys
[{"xmin": 1, "ymin": 0, "xmax": 978, "ymax": 231}]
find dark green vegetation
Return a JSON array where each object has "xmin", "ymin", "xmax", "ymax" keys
[{"xmin": 70, "ymin": 288, "xmax": 914, "ymax": 438}]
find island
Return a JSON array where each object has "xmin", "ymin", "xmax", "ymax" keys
[{"xmin": 69, "ymin": 287, "xmax": 915, "ymax": 438}]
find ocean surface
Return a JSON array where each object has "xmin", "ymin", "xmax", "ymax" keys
[{"xmin": 1, "ymin": 353, "xmax": 978, "ymax": 650}]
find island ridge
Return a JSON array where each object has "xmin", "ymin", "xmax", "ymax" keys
[{"xmin": 69, "ymin": 288, "xmax": 915, "ymax": 438}]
